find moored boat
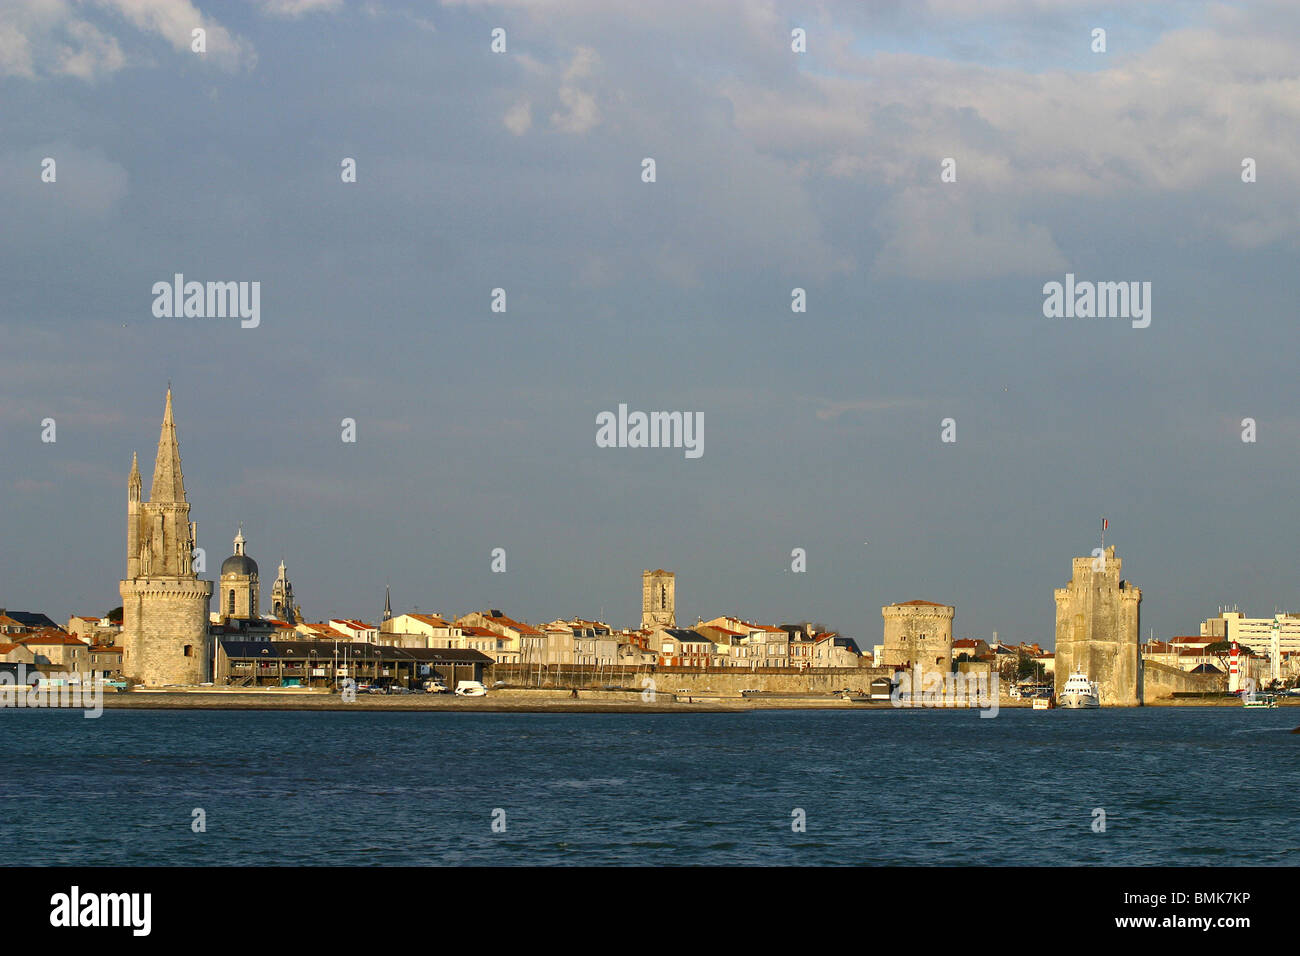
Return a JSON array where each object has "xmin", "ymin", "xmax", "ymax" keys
[
  {"xmin": 1243, "ymin": 693, "xmax": 1278, "ymax": 709},
  {"xmin": 1059, "ymin": 671, "xmax": 1100, "ymax": 709}
]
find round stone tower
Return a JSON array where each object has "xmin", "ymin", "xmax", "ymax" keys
[
  {"xmin": 881, "ymin": 600, "xmax": 956, "ymax": 679},
  {"xmin": 119, "ymin": 389, "xmax": 214, "ymax": 686}
]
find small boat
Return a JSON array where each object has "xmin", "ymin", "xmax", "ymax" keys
[
  {"xmin": 1243, "ymin": 694, "xmax": 1278, "ymax": 709},
  {"xmin": 1032, "ymin": 694, "xmax": 1054, "ymax": 710},
  {"xmin": 1059, "ymin": 671, "xmax": 1100, "ymax": 709}
]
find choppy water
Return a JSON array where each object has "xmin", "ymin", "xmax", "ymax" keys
[{"xmin": 1, "ymin": 707, "xmax": 1294, "ymax": 865}]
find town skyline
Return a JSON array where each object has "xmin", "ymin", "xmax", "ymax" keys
[{"xmin": 5, "ymin": 386, "xmax": 1291, "ymax": 653}]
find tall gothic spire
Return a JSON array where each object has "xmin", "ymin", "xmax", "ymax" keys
[
  {"xmin": 383, "ymin": 584, "xmax": 392, "ymax": 622},
  {"xmin": 150, "ymin": 387, "xmax": 187, "ymax": 502}
]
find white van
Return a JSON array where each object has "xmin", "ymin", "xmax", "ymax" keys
[{"xmin": 455, "ymin": 680, "xmax": 487, "ymax": 697}]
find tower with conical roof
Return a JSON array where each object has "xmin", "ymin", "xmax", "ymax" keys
[{"xmin": 119, "ymin": 389, "xmax": 214, "ymax": 686}]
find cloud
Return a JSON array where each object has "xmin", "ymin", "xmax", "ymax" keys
[
  {"xmin": 0, "ymin": 146, "xmax": 129, "ymax": 222},
  {"xmin": 264, "ymin": 0, "xmax": 343, "ymax": 16},
  {"xmin": 871, "ymin": 187, "xmax": 1068, "ymax": 280},
  {"xmin": 813, "ymin": 398, "xmax": 928, "ymax": 421},
  {"xmin": 550, "ymin": 47, "xmax": 601, "ymax": 133},
  {"xmin": 14, "ymin": 478, "xmax": 54, "ymax": 493},
  {"xmin": 503, "ymin": 99, "xmax": 532, "ymax": 135},
  {"xmin": 0, "ymin": 0, "xmax": 254, "ymax": 79}
]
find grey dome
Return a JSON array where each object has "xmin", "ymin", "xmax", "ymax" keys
[{"xmin": 221, "ymin": 553, "xmax": 258, "ymax": 577}]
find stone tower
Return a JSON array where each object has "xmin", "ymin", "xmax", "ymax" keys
[
  {"xmin": 219, "ymin": 526, "xmax": 259, "ymax": 619},
  {"xmin": 881, "ymin": 600, "xmax": 955, "ymax": 679},
  {"xmin": 271, "ymin": 560, "xmax": 298, "ymax": 624},
  {"xmin": 1054, "ymin": 545, "xmax": 1141, "ymax": 706},
  {"xmin": 119, "ymin": 389, "xmax": 214, "ymax": 686},
  {"xmin": 641, "ymin": 569, "xmax": 676, "ymax": 630}
]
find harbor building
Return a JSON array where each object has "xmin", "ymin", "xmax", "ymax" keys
[
  {"xmin": 1202, "ymin": 610, "xmax": 1300, "ymax": 656},
  {"xmin": 215, "ymin": 640, "xmax": 492, "ymax": 689},
  {"xmin": 119, "ymin": 389, "xmax": 214, "ymax": 686},
  {"xmin": 880, "ymin": 600, "xmax": 955, "ymax": 679},
  {"xmin": 1053, "ymin": 545, "xmax": 1141, "ymax": 706}
]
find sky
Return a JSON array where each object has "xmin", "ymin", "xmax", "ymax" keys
[{"xmin": 3, "ymin": 0, "xmax": 1300, "ymax": 648}]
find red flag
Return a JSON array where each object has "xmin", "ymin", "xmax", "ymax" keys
[{"xmin": 1102, "ymin": 517, "xmax": 1109, "ymax": 532}]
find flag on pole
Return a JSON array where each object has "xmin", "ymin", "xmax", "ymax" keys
[{"xmin": 1102, "ymin": 517, "xmax": 1108, "ymax": 532}]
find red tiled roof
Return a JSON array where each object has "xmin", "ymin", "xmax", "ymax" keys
[
  {"xmin": 19, "ymin": 632, "xmax": 89, "ymax": 647},
  {"xmin": 407, "ymin": 613, "xmax": 452, "ymax": 628},
  {"xmin": 482, "ymin": 613, "xmax": 542, "ymax": 636},
  {"xmin": 700, "ymin": 624, "xmax": 745, "ymax": 637}
]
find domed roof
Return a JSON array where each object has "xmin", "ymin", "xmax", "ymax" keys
[{"xmin": 222, "ymin": 553, "xmax": 258, "ymax": 577}]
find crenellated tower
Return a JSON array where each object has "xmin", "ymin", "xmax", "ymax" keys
[
  {"xmin": 119, "ymin": 389, "xmax": 214, "ymax": 686},
  {"xmin": 1053, "ymin": 545, "xmax": 1141, "ymax": 706}
]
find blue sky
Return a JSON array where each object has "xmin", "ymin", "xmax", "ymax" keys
[{"xmin": 3, "ymin": 0, "xmax": 1299, "ymax": 648}]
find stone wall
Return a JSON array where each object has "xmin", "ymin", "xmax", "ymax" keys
[
  {"xmin": 1142, "ymin": 659, "xmax": 1227, "ymax": 702},
  {"xmin": 493, "ymin": 664, "xmax": 887, "ymax": 695}
]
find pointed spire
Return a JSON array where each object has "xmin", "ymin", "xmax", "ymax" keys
[
  {"xmin": 383, "ymin": 584, "xmax": 392, "ymax": 622},
  {"xmin": 150, "ymin": 387, "xmax": 187, "ymax": 502},
  {"xmin": 234, "ymin": 524, "xmax": 245, "ymax": 556},
  {"xmin": 128, "ymin": 450, "xmax": 142, "ymax": 499}
]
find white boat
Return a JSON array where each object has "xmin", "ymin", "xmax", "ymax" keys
[
  {"xmin": 1058, "ymin": 671, "xmax": 1100, "ymax": 709},
  {"xmin": 1031, "ymin": 695, "xmax": 1053, "ymax": 710}
]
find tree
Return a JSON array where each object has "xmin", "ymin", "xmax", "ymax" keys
[{"xmin": 105, "ymin": 606, "xmax": 123, "ymax": 624}]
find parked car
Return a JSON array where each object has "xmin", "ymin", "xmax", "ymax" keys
[
  {"xmin": 424, "ymin": 679, "xmax": 448, "ymax": 693},
  {"xmin": 455, "ymin": 680, "xmax": 488, "ymax": 697},
  {"xmin": 387, "ymin": 684, "xmax": 412, "ymax": 695}
]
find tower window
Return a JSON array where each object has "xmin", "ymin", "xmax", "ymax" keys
[
  {"xmin": 183, "ymin": 645, "xmax": 193, "ymax": 657},
  {"xmin": 228, "ymin": 590, "xmax": 236, "ymax": 614}
]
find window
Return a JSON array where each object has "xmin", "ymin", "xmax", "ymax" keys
[
  {"xmin": 228, "ymin": 590, "xmax": 236, "ymax": 614},
  {"xmin": 183, "ymin": 645, "xmax": 193, "ymax": 657}
]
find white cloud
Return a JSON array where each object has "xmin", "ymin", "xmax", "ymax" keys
[
  {"xmin": 503, "ymin": 99, "xmax": 532, "ymax": 135},
  {"xmin": 264, "ymin": 0, "xmax": 343, "ymax": 16},
  {"xmin": 550, "ymin": 46, "xmax": 601, "ymax": 133},
  {"xmin": 0, "ymin": 0, "xmax": 254, "ymax": 79}
]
